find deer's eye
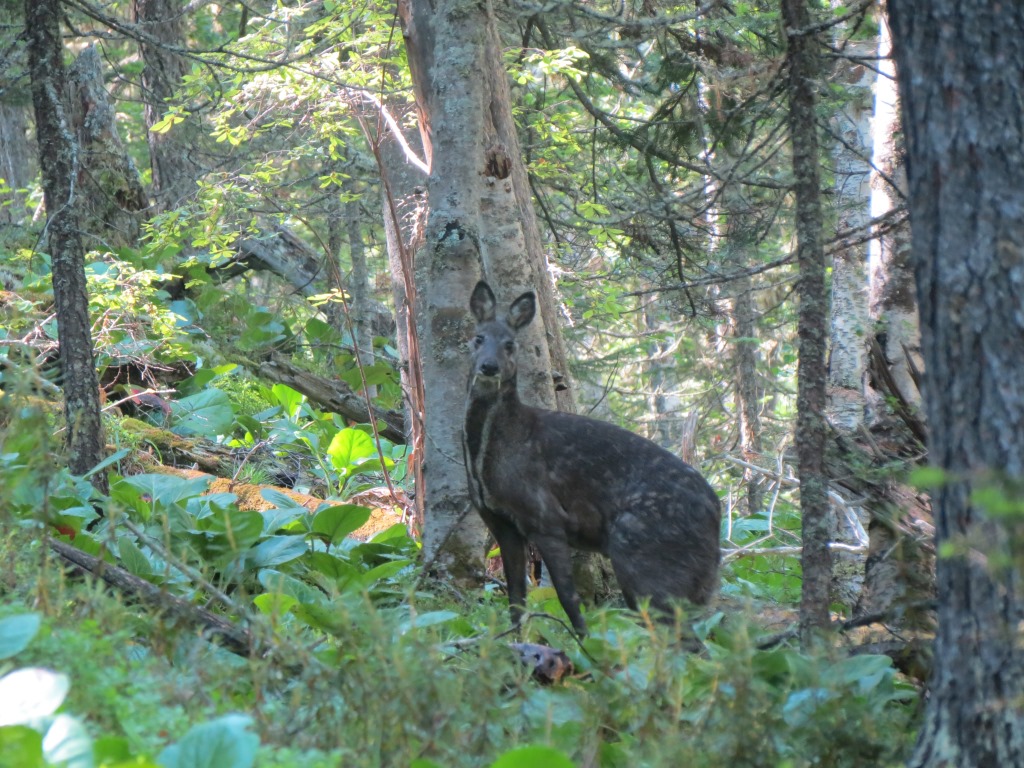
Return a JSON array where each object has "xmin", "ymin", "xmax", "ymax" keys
[
  {"xmin": 504, "ymin": 341, "xmax": 515, "ymax": 353},
  {"xmin": 473, "ymin": 335, "xmax": 484, "ymax": 347}
]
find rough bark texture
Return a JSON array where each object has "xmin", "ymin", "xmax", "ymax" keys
[
  {"xmin": 67, "ymin": 45, "xmax": 149, "ymax": 248},
  {"xmin": 826, "ymin": 39, "xmax": 872, "ymax": 433},
  {"xmin": 732, "ymin": 274, "xmax": 763, "ymax": 515},
  {"xmin": 0, "ymin": 3, "xmax": 33, "ymax": 229},
  {"xmin": 25, "ymin": 0, "xmax": 107, "ymax": 490},
  {"xmin": 824, "ymin": 37, "xmax": 875, "ymax": 607},
  {"xmin": 889, "ymin": 1, "xmax": 1024, "ymax": 765},
  {"xmin": 783, "ymin": 0, "xmax": 831, "ymax": 645},
  {"xmin": 133, "ymin": 0, "xmax": 204, "ymax": 212},
  {"xmin": 0, "ymin": 102, "xmax": 33, "ymax": 227}
]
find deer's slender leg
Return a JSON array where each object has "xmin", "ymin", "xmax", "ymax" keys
[
  {"xmin": 532, "ymin": 533, "xmax": 586, "ymax": 635},
  {"xmin": 480, "ymin": 510, "xmax": 529, "ymax": 625}
]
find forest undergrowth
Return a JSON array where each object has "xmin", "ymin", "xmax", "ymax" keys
[{"xmin": 0, "ymin": 396, "xmax": 919, "ymax": 768}]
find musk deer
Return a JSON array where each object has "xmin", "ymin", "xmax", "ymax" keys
[{"xmin": 464, "ymin": 281, "xmax": 721, "ymax": 635}]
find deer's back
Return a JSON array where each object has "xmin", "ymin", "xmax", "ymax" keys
[{"xmin": 479, "ymin": 405, "xmax": 721, "ymax": 553}]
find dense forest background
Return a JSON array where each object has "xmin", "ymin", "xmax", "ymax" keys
[{"xmin": 0, "ymin": 0, "xmax": 1021, "ymax": 766}]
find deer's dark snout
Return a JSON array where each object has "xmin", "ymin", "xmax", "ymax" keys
[{"xmin": 477, "ymin": 359, "xmax": 501, "ymax": 377}]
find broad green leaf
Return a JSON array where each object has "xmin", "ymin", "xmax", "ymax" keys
[
  {"xmin": 158, "ymin": 714, "xmax": 258, "ymax": 768},
  {"xmin": 490, "ymin": 745, "xmax": 575, "ymax": 768},
  {"xmin": 0, "ymin": 668, "xmax": 70, "ymax": 726},
  {"xmin": 395, "ymin": 611, "xmax": 459, "ymax": 636},
  {"xmin": 260, "ymin": 488, "xmax": 308, "ymax": 511},
  {"xmin": 268, "ymin": 384, "xmax": 304, "ymax": 417},
  {"xmin": 118, "ymin": 538, "xmax": 154, "ymax": 578},
  {"xmin": 203, "ymin": 509, "xmax": 264, "ymax": 551},
  {"xmin": 348, "ymin": 558, "xmax": 413, "ymax": 592},
  {"xmin": 253, "ymin": 592, "xmax": 299, "ymax": 617},
  {"xmin": 245, "ymin": 535, "xmax": 308, "ymax": 569},
  {"xmin": 120, "ymin": 473, "xmax": 211, "ymax": 505},
  {"xmin": 0, "ymin": 614, "xmax": 41, "ymax": 661},
  {"xmin": 260, "ymin": 505, "xmax": 308, "ymax": 535},
  {"xmin": 171, "ymin": 389, "xmax": 236, "ymax": 437},
  {"xmin": 258, "ymin": 570, "xmax": 323, "ymax": 605},
  {"xmin": 149, "ymin": 112, "xmax": 184, "ymax": 134},
  {"xmin": 326, "ymin": 428, "xmax": 376, "ymax": 473},
  {"xmin": 370, "ymin": 523, "xmax": 413, "ymax": 543},
  {"xmin": 311, "ymin": 504, "xmax": 371, "ymax": 545},
  {"xmin": 308, "ymin": 552, "xmax": 359, "ymax": 581},
  {"xmin": 0, "ymin": 725, "xmax": 44, "ymax": 767}
]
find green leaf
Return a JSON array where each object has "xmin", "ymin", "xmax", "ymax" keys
[
  {"xmin": 258, "ymin": 570, "xmax": 324, "ymax": 605},
  {"xmin": 395, "ymin": 610, "xmax": 459, "ymax": 636},
  {"xmin": 348, "ymin": 558, "xmax": 414, "ymax": 592},
  {"xmin": 0, "ymin": 725, "xmax": 44, "ymax": 768},
  {"xmin": 308, "ymin": 552, "xmax": 359, "ymax": 581},
  {"xmin": 119, "ymin": 473, "xmax": 212, "ymax": 506},
  {"xmin": 253, "ymin": 592, "xmax": 299, "ymax": 617},
  {"xmin": 203, "ymin": 509, "xmax": 265, "ymax": 553},
  {"xmin": 490, "ymin": 745, "xmax": 576, "ymax": 768},
  {"xmin": 245, "ymin": 535, "xmax": 308, "ymax": 569},
  {"xmin": 311, "ymin": 504, "xmax": 371, "ymax": 546},
  {"xmin": 326, "ymin": 428, "xmax": 376, "ymax": 473},
  {"xmin": 0, "ymin": 614, "xmax": 41, "ymax": 661},
  {"xmin": 149, "ymin": 112, "xmax": 185, "ymax": 134},
  {"xmin": 158, "ymin": 714, "xmax": 258, "ymax": 768},
  {"xmin": 118, "ymin": 538, "xmax": 154, "ymax": 578},
  {"xmin": 171, "ymin": 389, "xmax": 236, "ymax": 437},
  {"xmin": 0, "ymin": 668, "xmax": 70, "ymax": 726},
  {"xmin": 909, "ymin": 465, "xmax": 947, "ymax": 489}
]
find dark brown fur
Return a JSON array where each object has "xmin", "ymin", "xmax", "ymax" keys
[{"xmin": 464, "ymin": 281, "xmax": 721, "ymax": 634}]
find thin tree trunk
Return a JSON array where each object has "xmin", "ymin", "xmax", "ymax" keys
[
  {"xmin": 25, "ymin": 0, "xmax": 107, "ymax": 492},
  {"xmin": 889, "ymin": 1, "xmax": 1024, "ymax": 764},
  {"xmin": 783, "ymin": 0, "xmax": 831, "ymax": 645},
  {"xmin": 133, "ymin": 0, "xmax": 203, "ymax": 212}
]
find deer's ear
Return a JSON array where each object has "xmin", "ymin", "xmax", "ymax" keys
[
  {"xmin": 470, "ymin": 281, "xmax": 497, "ymax": 322},
  {"xmin": 507, "ymin": 291, "xmax": 536, "ymax": 330}
]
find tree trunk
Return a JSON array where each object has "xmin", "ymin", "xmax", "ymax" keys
[
  {"xmin": 783, "ymin": 0, "xmax": 831, "ymax": 645},
  {"xmin": 399, "ymin": 0, "xmax": 573, "ymax": 584},
  {"xmin": 855, "ymin": 9, "xmax": 933, "ymax": 626},
  {"xmin": 67, "ymin": 45, "xmax": 149, "ymax": 248},
  {"xmin": 889, "ymin": 1, "xmax": 1024, "ymax": 764},
  {"xmin": 824, "ymin": 36, "xmax": 875, "ymax": 609},
  {"xmin": 132, "ymin": 0, "xmax": 203, "ymax": 212},
  {"xmin": 0, "ymin": 4, "xmax": 33, "ymax": 229},
  {"xmin": 25, "ymin": 0, "xmax": 107, "ymax": 491}
]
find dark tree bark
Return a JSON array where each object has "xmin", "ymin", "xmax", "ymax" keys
[
  {"xmin": 888, "ymin": 1, "xmax": 1024, "ymax": 764},
  {"xmin": 25, "ymin": 0, "xmax": 107, "ymax": 491},
  {"xmin": 782, "ymin": 0, "xmax": 831, "ymax": 645},
  {"xmin": 132, "ymin": 0, "xmax": 203, "ymax": 212}
]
